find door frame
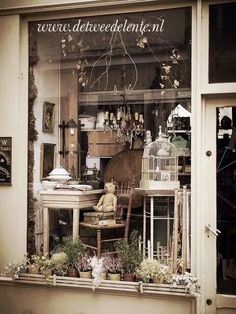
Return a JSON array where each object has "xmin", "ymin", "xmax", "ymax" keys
[{"xmin": 204, "ymin": 97, "xmax": 236, "ymax": 313}]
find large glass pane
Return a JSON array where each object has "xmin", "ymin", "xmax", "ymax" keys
[
  {"xmin": 28, "ymin": 7, "xmax": 191, "ymax": 254},
  {"xmin": 209, "ymin": 3, "xmax": 236, "ymax": 83},
  {"xmin": 217, "ymin": 106, "xmax": 236, "ymax": 294}
]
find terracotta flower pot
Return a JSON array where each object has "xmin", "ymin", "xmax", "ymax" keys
[
  {"xmin": 107, "ymin": 272, "xmax": 121, "ymax": 281},
  {"xmin": 67, "ymin": 268, "xmax": 78, "ymax": 277},
  {"xmin": 123, "ymin": 272, "xmax": 135, "ymax": 282},
  {"xmin": 79, "ymin": 270, "xmax": 92, "ymax": 279}
]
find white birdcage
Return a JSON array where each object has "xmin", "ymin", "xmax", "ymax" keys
[{"xmin": 140, "ymin": 127, "xmax": 180, "ymax": 190}]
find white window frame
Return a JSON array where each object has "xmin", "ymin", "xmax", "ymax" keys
[
  {"xmin": 201, "ymin": 0, "xmax": 236, "ymax": 95},
  {"xmin": 20, "ymin": 0, "xmax": 198, "ymax": 299}
]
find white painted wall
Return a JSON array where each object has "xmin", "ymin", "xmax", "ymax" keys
[
  {"xmin": 0, "ymin": 15, "xmax": 28, "ymax": 267},
  {"xmin": 0, "ymin": 284, "xmax": 194, "ymax": 314},
  {"xmin": 217, "ymin": 310, "xmax": 236, "ymax": 314}
]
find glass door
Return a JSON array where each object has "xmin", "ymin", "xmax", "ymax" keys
[{"xmin": 205, "ymin": 98, "xmax": 236, "ymax": 314}]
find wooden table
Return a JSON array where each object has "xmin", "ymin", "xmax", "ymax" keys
[{"xmin": 39, "ymin": 189, "xmax": 103, "ymax": 254}]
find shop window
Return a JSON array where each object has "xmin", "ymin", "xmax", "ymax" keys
[
  {"xmin": 28, "ymin": 7, "xmax": 192, "ymax": 267},
  {"xmin": 209, "ymin": 3, "xmax": 236, "ymax": 83}
]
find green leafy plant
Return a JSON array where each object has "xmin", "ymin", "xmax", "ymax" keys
[
  {"xmin": 56, "ymin": 236, "xmax": 86, "ymax": 268},
  {"xmin": 39, "ymin": 254, "xmax": 55, "ymax": 277},
  {"xmin": 51, "ymin": 252, "xmax": 68, "ymax": 276},
  {"xmin": 115, "ymin": 230, "xmax": 142, "ymax": 274},
  {"xmin": 26, "ymin": 254, "xmax": 44, "ymax": 274}
]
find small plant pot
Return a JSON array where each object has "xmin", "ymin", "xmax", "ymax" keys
[
  {"xmin": 19, "ymin": 266, "xmax": 28, "ymax": 274},
  {"xmin": 79, "ymin": 270, "xmax": 92, "ymax": 279},
  {"xmin": 153, "ymin": 276, "xmax": 165, "ymax": 284},
  {"xmin": 100, "ymin": 272, "xmax": 107, "ymax": 280},
  {"xmin": 67, "ymin": 268, "xmax": 78, "ymax": 277},
  {"xmin": 107, "ymin": 272, "xmax": 121, "ymax": 281},
  {"xmin": 45, "ymin": 269, "xmax": 53, "ymax": 276},
  {"xmin": 28, "ymin": 264, "xmax": 40, "ymax": 274},
  {"xmin": 123, "ymin": 273, "xmax": 135, "ymax": 282}
]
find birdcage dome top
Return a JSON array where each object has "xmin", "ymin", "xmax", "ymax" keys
[{"xmin": 143, "ymin": 127, "xmax": 177, "ymax": 157}]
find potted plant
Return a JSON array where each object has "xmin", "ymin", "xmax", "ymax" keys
[
  {"xmin": 103, "ymin": 255, "xmax": 123, "ymax": 281},
  {"xmin": 1, "ymin": 258, "xmax": 28, "ymax": 279},
  {"xmin": 115, "ymin": 230, "xmax": 142, "ymax": 281},
  {"xmin": 172, "ymin": 272, "xmax": 199, "ymax": 294},
  {"xmin": 90, "ymin": 256, "xmax": 107, "ymax": 287},
  {"xmin": 39, "ymin": 254, "xmax": 55, "ymax": 278},
  {"xmin": 51, "ymin": 252, "xmax": 68, "ymax": 276},
  {"xmin": 27, "ymin": 255, "xmax": 42, "ymax": 274},
  {"xmin": 75, "ymin": 253, "xmax": 92, "ymax": 278},
  {"xmin": 135, "ymin": 258, "xmax": 170, "ymax": 283},
  {"xmin": 58, "ymin": 236, "xmax": 86, "ymax": 277}
]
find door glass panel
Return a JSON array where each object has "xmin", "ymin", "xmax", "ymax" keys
[
  {"xmin": 217, "ymin": 106, "xmax": 236, "ymax": 294},
  {"xmin": 209, "ymin": 3, "xmax": 236, "ymax": 83}
]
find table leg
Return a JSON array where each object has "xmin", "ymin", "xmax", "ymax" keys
[
  {"xmin": 172, "ymin": 190, "xmax": 179, "ymax": 273},
  {"xmin": 73, "ymin": 208, "xmax": 80, "ymax": 241},
  {"xmin": 150, "ymin": 196, "xmax": 154, "ymax": 259},
  {"xmin": 43, "ymin": 207, "xmax": 49, "ymax": 255},
  {"xmin": 97, "ymin": 229, "xmax": 101, "ymax": 258},
  {"xmin": 143, "ymin": 196, "xmax": 146, "ymax": 258}
]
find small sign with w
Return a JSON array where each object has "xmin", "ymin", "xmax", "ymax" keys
[{"xmin": 0, "ymin": 137, "xmax": 12, "ymax": 185}]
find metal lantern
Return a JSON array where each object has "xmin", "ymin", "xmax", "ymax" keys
[{"xmin": 140, "ymin": 127, "xmax": 180, "ymax": 190}]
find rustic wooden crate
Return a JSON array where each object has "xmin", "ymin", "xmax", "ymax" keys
[{"xmin": 88, "ymin": 131, "xmax": 124, "ymax": 157}]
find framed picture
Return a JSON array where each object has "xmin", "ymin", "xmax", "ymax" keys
[
  {"xmin": 42, "ymin": 102, "xmax": 55, "ymax": 133},
  {"xmin": 40, "ymin": 143, "xmax": 56, "ymax": 180}
]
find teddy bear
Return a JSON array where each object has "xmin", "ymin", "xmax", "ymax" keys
[{"xmin": 93, "ymin": 182, "xmax": 117, "ymax": 212}]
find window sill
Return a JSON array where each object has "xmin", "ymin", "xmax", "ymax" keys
[{"xmin": 0, "ymin": 274, "xmax": 197, "ymax": 299}]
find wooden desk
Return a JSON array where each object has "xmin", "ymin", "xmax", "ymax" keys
[{"xmin": 39, "ymin": 189, "xmax": 103, "ymax": 254}]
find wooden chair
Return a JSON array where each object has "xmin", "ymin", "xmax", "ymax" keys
[{"xmin": 79, "ymin": 181, "xmax": 134, "ymax": 257}]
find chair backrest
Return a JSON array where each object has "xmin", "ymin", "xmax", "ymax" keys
[{"xmin": 113, "ymin": 181, "xmax": 134, "ymax": 240}]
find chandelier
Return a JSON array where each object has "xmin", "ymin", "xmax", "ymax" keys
[{"xmin": 104, "ymin": 85, "xmax": 145, "ymax": 148}]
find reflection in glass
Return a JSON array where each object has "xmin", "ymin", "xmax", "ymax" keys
[
  {"xmin": 217, "ymin": 106, "xmax": 236, "ymax": 295},
  {"xmin": 209, "ymin": 3, "xmax": 236, "ymax": 83}
]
